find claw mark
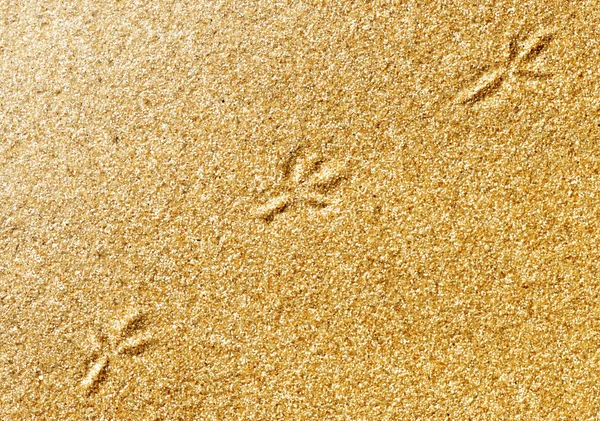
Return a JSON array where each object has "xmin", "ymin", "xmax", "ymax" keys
[
  {"xmin": 81, "ymin": 355, "xmax": 108, "ymax": 393},
  {"xmin": 254, "ymin": 194, "xmax": 290, "ymax": 221},
  {"xmin": 300, "ymin": 192, "xmax": 331, "ymax": 208},
  {"xmin": 279, "ymin": 145, "xmax": 301, "ymax": 180},
  {"xmin": 458, "ymin": 29, "xmax": 555, "ymax": 104},
  {"xmin": 507, "ymin": 35, "xmax": 519, "ymax": 63},
  {"xmin": 293, "ymin": 153, "xmax": 323, "ymax": 184},
  {"xmin": 117, "ymin": 336, "xmax": 153, "ymax": 356},
  {"xmin": 82, "ymin": 311, "xmax": 153, "ymax": 395},
  {"xmin": 255, "ymin": 148, "xmax": 346, "ymax": 221},
  {"xmin": 457, "ymin": 69, "xmax": 505, "ymax": 105},
  {"xmin": 517, "ymin": 32, "xmax": 554, "ymax": 64},
  {"xmin": 307, "ymin": 161, "xmax": 344, "ymax": 190},
  {"xmin": 113, "ymin": 310, "xmax": 145, "ymax": 343}
]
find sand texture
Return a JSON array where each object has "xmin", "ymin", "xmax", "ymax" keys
[{"xmin": 2, "ymin": 1, "xmax": 600, "ymax": 419}]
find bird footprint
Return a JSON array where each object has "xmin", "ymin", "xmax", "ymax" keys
[
  {"xmin": 81, "ymin": 311, "xmax": 153, "ymax": 395},
  {"xmin": 458, "ymin": 29, "xmax": 555, "ymax": 104},
  {"xmin": 255, "ymin": 148, "xmax": 345, "ymax": 221}
]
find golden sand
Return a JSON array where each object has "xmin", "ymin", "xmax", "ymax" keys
[{"xmin": 2, "ymin": 1, "xmax": 600, "ymax": 419}]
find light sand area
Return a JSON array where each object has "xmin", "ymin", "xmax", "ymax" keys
[{"xmin": 2, "ymin": 1, "xmax": 600, "ymax": 419}]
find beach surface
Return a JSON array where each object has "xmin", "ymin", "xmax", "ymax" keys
[{"xmin": 2, "ymin": 1, "xmax": 600, "ymax": 419}]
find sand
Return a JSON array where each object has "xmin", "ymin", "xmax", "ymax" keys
[{"xmin": 2, "ymin": 0, "xmax": 600, "ymax": 419}]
